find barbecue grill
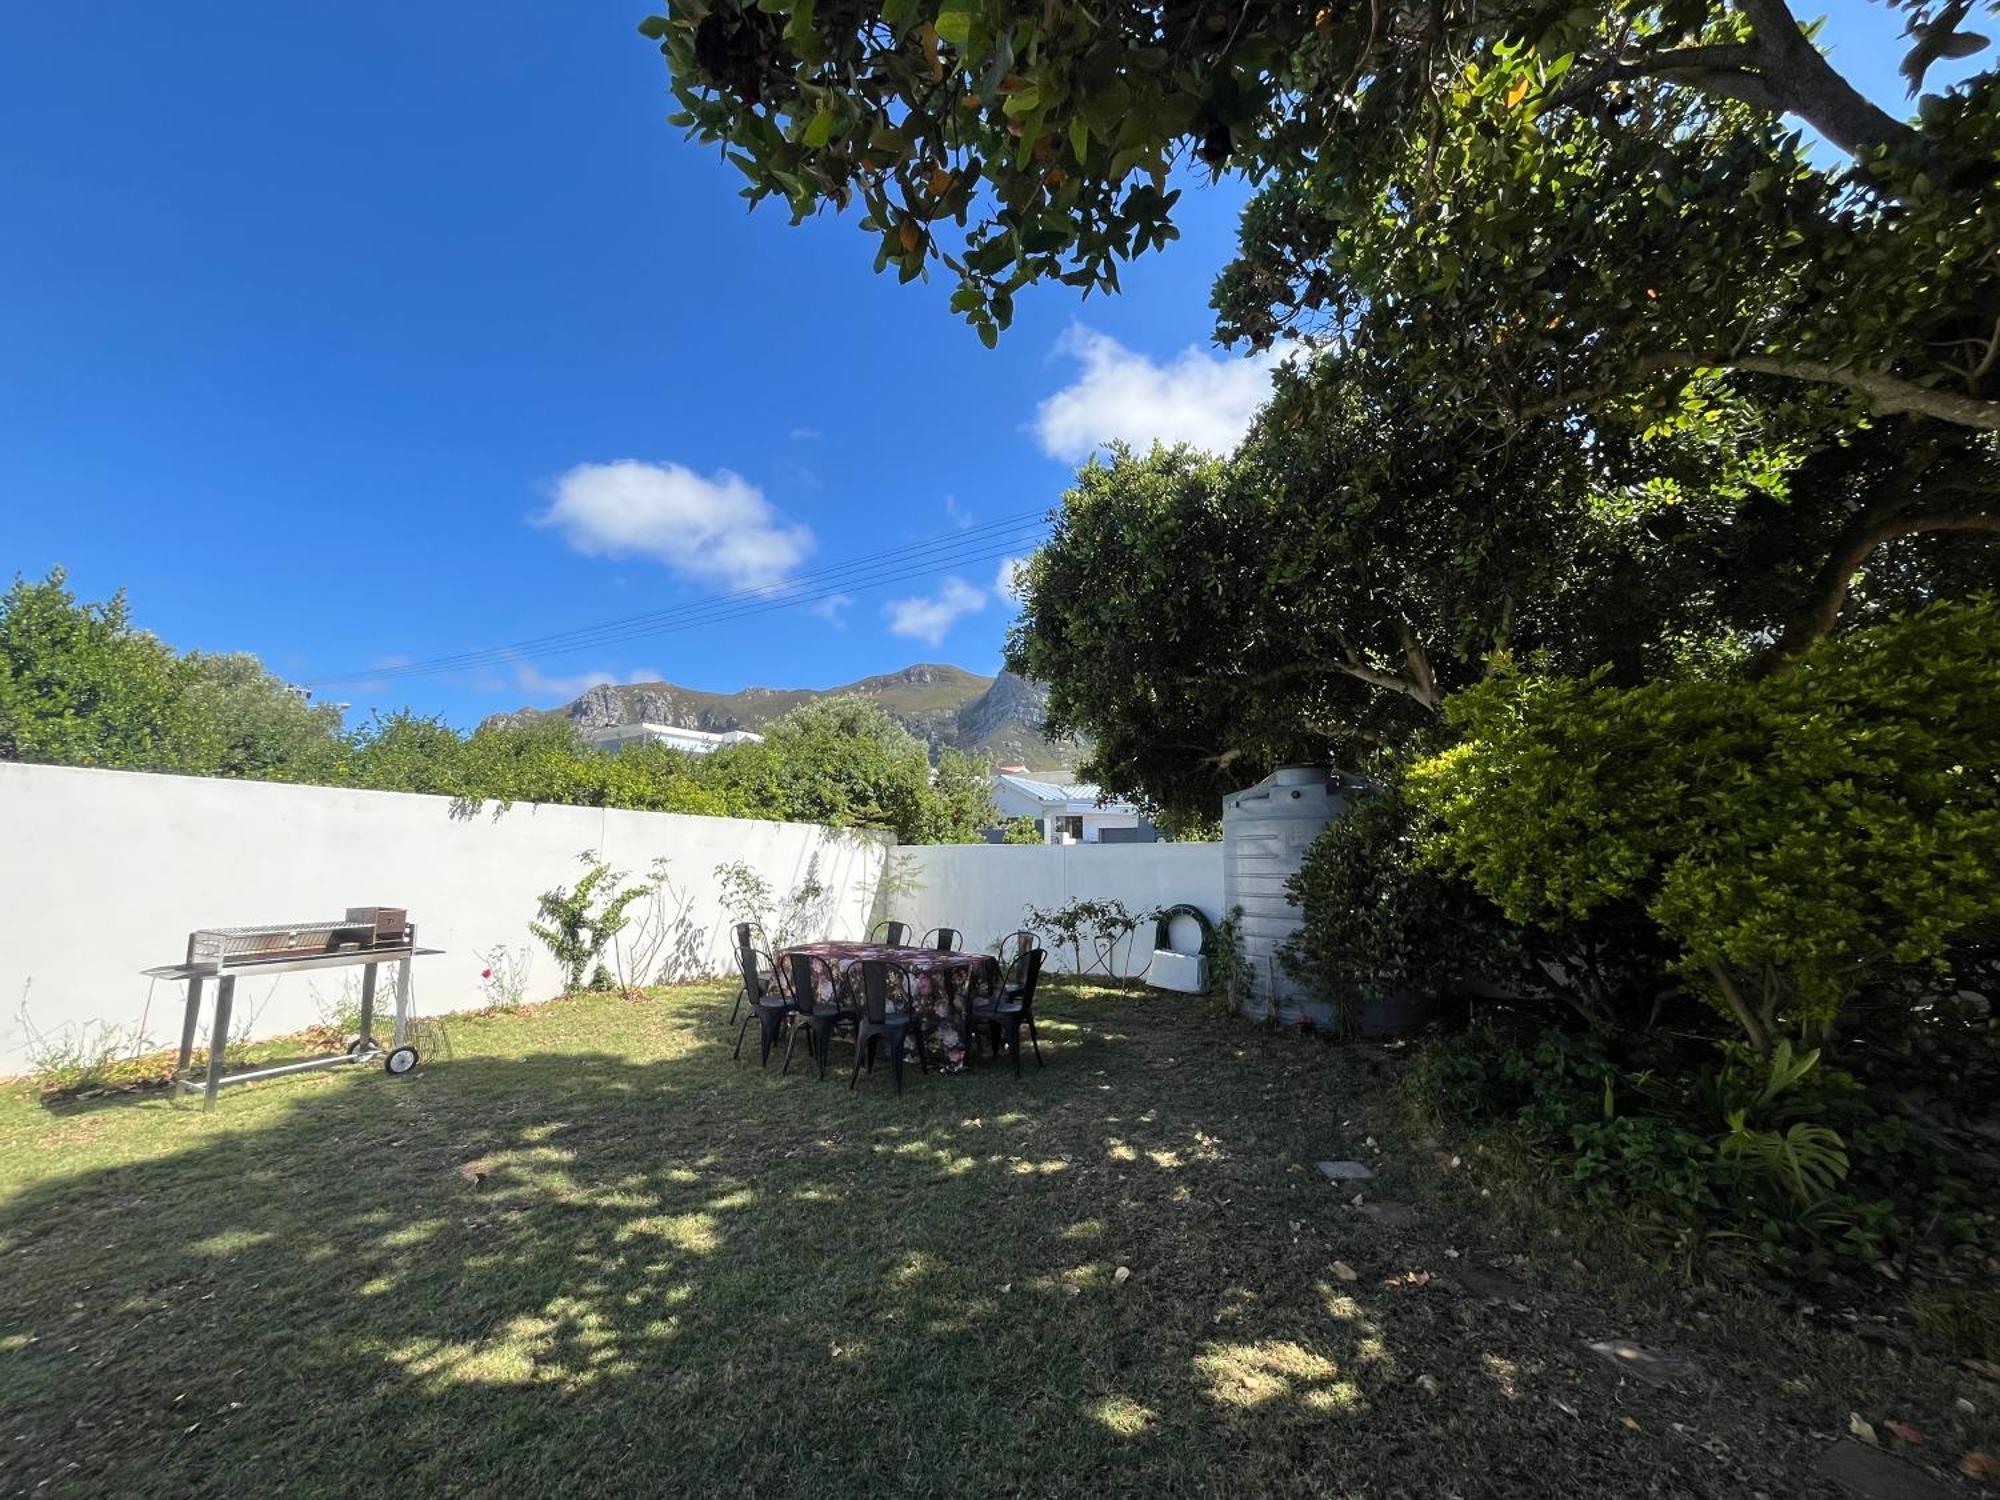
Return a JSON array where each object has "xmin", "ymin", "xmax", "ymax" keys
[{"xmin": 142, "ymin": 908, "xmax": 442, "ymax": 1111}]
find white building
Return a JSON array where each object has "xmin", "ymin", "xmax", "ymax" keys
[
  {"xmin": 991, "ymin": 770, "xmax": 1148, "ymax": 844},
  {"xmin": 582, "ymin": 722, "xmax": 765, "ymax": 756}
]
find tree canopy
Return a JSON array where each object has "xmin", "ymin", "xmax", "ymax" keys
[{"xmin": 646, "ymin": 0, "xmax": 2000, "ymax": 432}]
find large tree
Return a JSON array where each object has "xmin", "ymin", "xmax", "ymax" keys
[{"xmin": 1008, "ymin": 356, "xmax": 2000, "ymax": 822}]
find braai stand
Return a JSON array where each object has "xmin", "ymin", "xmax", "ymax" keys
[{"xmin": 143, "ymin": 916, "xmax": 443, "ymax": 1112}]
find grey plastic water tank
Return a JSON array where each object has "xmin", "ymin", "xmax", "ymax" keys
[{"xmin": 1221, "ymin": 765, "xmax": 1353, "ymax": 1026}]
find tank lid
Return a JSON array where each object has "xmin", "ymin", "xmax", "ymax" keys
[{"xmin": 1272, "ymin": 765, "xmax": 1327, "ymax": 787}]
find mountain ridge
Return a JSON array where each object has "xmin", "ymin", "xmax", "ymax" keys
[{"xmin": 483, "ymin": 663, "xmax": 1081, "ymax": 774}]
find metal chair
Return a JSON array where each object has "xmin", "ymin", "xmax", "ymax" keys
[
  {"xmin": 850, "ymin": 959, "xmax": 929, "ymax": 1094},
  {"xmin": 997, "ymin": 929, "xmax": 1036, "ymax": 970},
  {"xmin": 973, "ymin": 948, "xmax": 1046, "ymax": 1076},
  {"xmin": 728, "ymin": 924, "xmax": 772, "ymax": 1025},
  {"xmin": 920, "ymin": 927, "xmax": 961, "ymax": 952},
  {"xmin": 731, "ymin": 945, "xmax": 794, "ymax": 1066},
  {"xmin": 871, "ymin": 920, "xmax": 911, "ymax": 947},
  {"xmin": 781, "ymin": 952, "xmax": 859, "ymax": 1081}
]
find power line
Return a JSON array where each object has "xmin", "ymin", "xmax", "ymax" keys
[{"xmin": 306, "ymin": 509, "xmax": 1050, "ymax": 688}]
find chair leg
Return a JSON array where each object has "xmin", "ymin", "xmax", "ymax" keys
[
  {"xmin": 814, "ymin": 1018, "xmax": 835, "ymax": 1081},
  {"xmin": 729, "ymin": 985, "xmax": 745, "ymax": 1026},
  {"xmin": 911, "ymin": 1023, "xmax": 929, "ymax": 1074},
  {"xmin": 889, "ymin": 1023, "xmax": 907, "ymax": 1094},
  {"xmin": 1028, "ymin": 1017, "xmax": 1043, "ymax": 1068},
  {"xmin": 849, "ymin": 1027, "xmax": 868, "ymax": 1091},
  {"xmin": 781, "ymin": 1018, "xmax": 804, "ymax": 1074},
  {"xmin": 734, "ymin": 1008, "xmax": 752, "ymax": 1060},
  {"xmin": 759, "ymin": 1011, "xmax": 784, "ymax": 1067}
]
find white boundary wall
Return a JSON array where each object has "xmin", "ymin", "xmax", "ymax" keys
[
  {"xmin": 897, "ymin": 841, "xmax": 1223, "ymax": 976},
  {"xmin": 0, "ymin": 762, "xmax": 890, "ymax": 1074}
]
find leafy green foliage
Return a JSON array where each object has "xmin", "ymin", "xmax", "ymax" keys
[
  {"xmin": 1403, "ymin": 1022, "xmax": 1992, "ymax": 1274},
  {"xmin": 996, "ymin": 814, "xmax": 1042, "ymax": 844},
  {"xmin": 1409, "ymin": 600, "xmax": 2000, "ymax": 1044},
  {"xmin": 1912, "ymin": 1289, "xmax": 2000, "ymax": 1359},
  {"xmin": 0, "ymin": 570, "xmax": 207, "ymax": 771},
  {"xmin": 649, "ymin": 0, "xmax": 2000, "ymax": 444},
  {"xmin": 1022, "ymin": 896, "xmax": 1151, "ymax": 978},
  {"xmin": 530, "ymin": 851, "xmax": 655, "ymax": 994}
]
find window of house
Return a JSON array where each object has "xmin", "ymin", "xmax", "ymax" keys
[{"xmin": 1055, "ymin": 815, "xmax": 1084, "ymax": 841}]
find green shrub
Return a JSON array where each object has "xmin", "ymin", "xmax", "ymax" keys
[
  {"xmin": 1409, "ymin": 600, "xmax": 2000, "ymax": 1050},
  {"xmin": 1401, "ymin": 1022, "xmax": 1993, "ymax": 1274},
  {"xmin": 1280, "ymin": 776, "xmax": 1673, "ymax": 1028}
]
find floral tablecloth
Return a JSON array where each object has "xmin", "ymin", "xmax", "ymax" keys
[{"xmin": 776, "ymin": 941, "xmax": 1001, "ymax": 1070}]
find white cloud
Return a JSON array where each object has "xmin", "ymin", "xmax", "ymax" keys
[
  {"xmin": 944, "ymin": 494, "xmax": 973, "ymax": 529},
  {"xmin": 1034, "ymin": 324, "xmax": 1288, "ymax": 462},
  {"xmin": 789, "ymin": 426, "xmax": 821, "ymax": 442},
  {"xmin": 536, "ymin": 460, "xmax": 813, "ymax": 591},
  {"xmin": 806, "ymin": 592, "xmax": 853, "ymax": 629},
  {"xmin": 884, "ymin": 577, "xmax": 986, "ymax": 646},
  {"xmin": 993, "ymin": 556, "xmax": 1030, "ymax": 602},
  {"xmin": 514, "ymin": 663, "xmax": 664, "ymax": 701}
]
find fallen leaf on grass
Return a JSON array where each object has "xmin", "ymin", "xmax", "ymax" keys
[
  {"xmin": 1848, "ymin": 1412, "xmax": 1878, "ymax": 1446},
  {"xmin": 1415, "ymin": 1374, "xmax": 1439, "ymax": 1396},
  {"xmin": 457, "ymin": 1163, "xmax": 487, "ymax": 1187},
  {"xmin": 1962, "ymin": 1451, "xmax": 1999, "ymax": 1480},
  {"xmin": 1114, "ymin": 1265, "xmax": 1131, "ymax": 1285},
  {"xmin": 1330, "ymin": 1261, "xmax": 1358, "ymax": 1282},
  {"xmin": 1883, "ymin": 1419, "xmax": 1923, "ymax": 1444},
  {"xmin": 1620, "ymin": 1416, "xmax": 1641, "ymax": 1432}
]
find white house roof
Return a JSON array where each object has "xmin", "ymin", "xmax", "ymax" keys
[{"xmin": 994, "ymin": 772, "xmax": 1134, "ymax": 814}]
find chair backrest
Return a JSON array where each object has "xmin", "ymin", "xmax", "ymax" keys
[
  {"xmin": 1008, "ymin": 948, "xmax": 1046, "ymax": 1013},
  {"xmin": 736, "ymin": 943, "xmax": 770, "ymax": 1003},
  {"xmin": 786, "ymin": 952, "xmax": 833, "ymax": 1011},
  {"xmin": 921, "ymin": 927, "xmax": 960, "ymax": 952},
  {"xmin": 872, "ymin": 919, "xmax": 910, "ymax": 947},
  {"xmin": 998, "ymin": 929, "xmax": 1035, "ymax": 968},
  {"xmin": 859, "ymin": 959, "xmax": 913, "ymax": 1024}
]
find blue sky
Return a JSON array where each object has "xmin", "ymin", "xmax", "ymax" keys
[{"xmin": 0, "ymin": 2, "xmax": 1967, "ymax": 726}]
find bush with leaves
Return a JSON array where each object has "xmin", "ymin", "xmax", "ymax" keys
[
  {"xmin": 1409, "ymin": 600, "xmax": 2000, "ymax": 1052},
  {"xmin": 1283, "ymin": 773, "xmax": 1676, "ymax": 1029},
  {"xmin": 1403, "ymin": 1021, "xmax": 1993, "ymax": 1275},
  {"xmin": 530, "ymin": 852, "xmax": 654, "ymax": 994},
  {"xmin": 1022, "ymin": 896, "xmax": 1152, "ymax": 979}
]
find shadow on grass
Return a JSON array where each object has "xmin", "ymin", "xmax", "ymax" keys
[{"xmin": 0, "ymin": 987, "xmax": 1917, "ymax": 1498}]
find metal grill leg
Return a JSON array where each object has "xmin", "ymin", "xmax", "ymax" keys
[
  {"xmin": 392, "ymin": 955, "xmax": 414, "ymax": 1048},
  {"xmin": 204, "ymin": 979, "xmax": 235, "ymax": 1113},
  {"xmin": 357, "ymin": 963, "xmax": 379, "ymax": 1048},
  {"xmin": 172, "ymin": 977, "xmax": 205, "ymax": 1099}
]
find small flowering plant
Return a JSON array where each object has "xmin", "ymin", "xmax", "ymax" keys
[{"xmin": 477, "ymin": 946, "xmax": 532, "ymax": 1012}]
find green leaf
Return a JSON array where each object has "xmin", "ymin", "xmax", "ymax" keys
[
  {"xmin": 802, "ymin": 107, "xmax": 838, "ymax": 148},
  {"xmin": 934, "ymin": 7, "xmax": 974, "ymax": 47}
]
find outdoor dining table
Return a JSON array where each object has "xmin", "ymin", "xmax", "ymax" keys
[{"xmin": 775, "ymin": 941, "xmax": 1002, "ymax": 1071}]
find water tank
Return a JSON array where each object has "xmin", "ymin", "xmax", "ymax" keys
[{"xmin": 1222, "ymin": 765, "xmax": 1354, "ymax": 1026}]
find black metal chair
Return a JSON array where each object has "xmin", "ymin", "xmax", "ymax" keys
[
  {"xmin": 731, "ymin": 945, "xmax": 794, "ymax": 1066},
  {"xmin": 728, "ymin": 924, "xmax": 772, "ymax": 1025},
  {"xmin": 920, "ymin": 927, "xmax": 961, "ymax": 952},
  {"xmin": 997, "ymin": 929, "xmax": 1036, "ymax": 966},
  {"xmin": 871, "ymin": 919, "xmax": 911, "ymax": 947},
  {"xmin": 781, "ymin": 952, "xmax": 859, "ymax": 1080},
  {"xmin": 973, "ymin": 948, "xmax": 1046, "ymax": 1076},
  {"xmin": 850, "ymin": 959, "xmax": 930, "ymax": 1094}
]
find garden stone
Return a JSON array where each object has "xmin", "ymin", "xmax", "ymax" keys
[
  {"xmin": 1317, "ymin": 1160, "xmax": 1374, "ymax": 1182},
  {"xmin": 1354, "ymin": 1200, "xmax": 1423, "ymax": 1228},
  {"xmin": 1813, "ymin": 1440, "xmax": 1957, "ymax": 1500}
]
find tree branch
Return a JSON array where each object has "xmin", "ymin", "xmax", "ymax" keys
[
  {"xmin": 1756, "ymin": 509, "xmax": 2000, "ymax": 673},
  {"xmin": 1522, "ymin": 351, "xmax": 2000, "ymax": 431},
  {"xmin": 1734, "ymin": 0, "xmax": 1920, "ymax": 160}
]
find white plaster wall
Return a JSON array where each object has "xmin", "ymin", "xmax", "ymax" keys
[
  {"xmin": 894, "ymin": 841, "xmax": 1223, "ymax": 977},
  {"xmin": 0, "ymin": 762, "xmax": 889, "ymax": 1074}
]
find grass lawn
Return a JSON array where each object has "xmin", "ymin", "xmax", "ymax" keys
[{"xmin": 2, "ymin": 982, "xmax": 1992, "ymax": 1497}]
